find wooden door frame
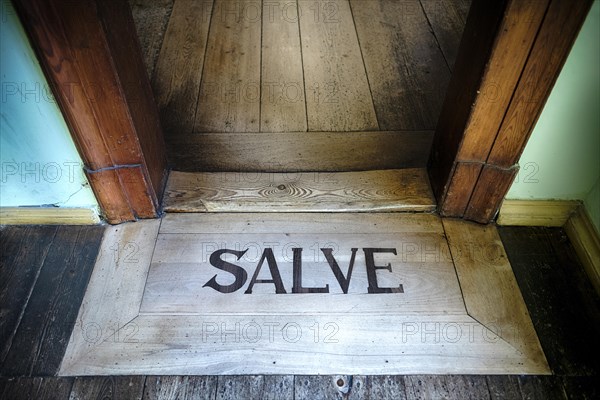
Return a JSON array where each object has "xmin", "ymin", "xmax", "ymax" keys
[
  {"xmin": 429, "ymin": 0, "xmax": 593, "ymax": 223},
  {"xmin": 13, "ymin": 0, "xmax": 592, "ymax": 224}
]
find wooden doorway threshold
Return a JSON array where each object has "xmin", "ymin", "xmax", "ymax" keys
[
  {"xmin": 60, "ymin": 213, "xmax": 548, "ymax": 375},
  {"xmin": 163, "ymin": 169, "xmax": 436, "ymax": 213}
]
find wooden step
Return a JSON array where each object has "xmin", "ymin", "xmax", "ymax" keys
[
  {"xmin": 166, "ymin": 131, "xmax": 433, "ymax": 172},
  {"xmin": 163, "ymin": 168, "xmax": 436, "ymax": 213}
]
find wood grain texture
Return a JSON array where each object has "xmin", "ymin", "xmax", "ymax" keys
[
  {"xmin": 163, "ymin": 169, "xmax": 435, "ymax": 212},
  {"xmin": 487, "ymin": 0, "xmax": 594, "ymax": 167},
  {"xmin": 443, "ymin": 219, "xmax": 550, "ymax": 374},
  {"xmin": 0, "ymin": 377, "xmax": 73, "ymax": 400},
  {"xmin": 438, "ymin": 162, "xmax": 482, "ymax": 217},
  {"xmin": 159, "ymin": 212, "xmax": 445, "ymax": 234},
  {"xmin": 1, "ymin": 227, "xmax": 104, "ymax": 377},
  {"xmin": 294, "ymin": 376, "xmax": 343, "ymax": 400},
  {"xmin": 428, "ymin": 0, "xmax": 507, "ymax": 206},
  {"xmin": 59, "ymin": 220, "xmax": 160, "ymax": 375},
  {"xmin": 143, "ymin": 376, "xmax": 217, "ymax": 400},
  {"xmin": 456, "ymin": 0, "xmax": 550, "ymax": 162},
  {"xmin": 0, "ymin": 226, "xmax": 57, "ymax": 364},
  {"xmin": 194, "ymin": 0, "xmax": 262, "ymax": 132},
  {"xmin": 464, "ymin": 164, "xmax": 518, "ymax": 223},
  {"xmin": 0, "ymin": 207, "xmax": 100, "ymax": 225},
  {"xmin": 69, "ymin": 376, "xmax": 145, "ymax": 400},
  {"xmin": 498, "ymin": 200, "xmax": 580, "ymax": 227},
  {"xmin": 299, "ymin": 0, "xmax": 378, "ymax": 131},
  {"xmin": 486, "ymin": 375, "xmax": 522, "ymax": 400},
  {"xmin": 420, "ymin": 0, "xmax": 472, "ymax": 69},
  {"xmin": 351, "ymin": 0, "xmax": 450, "ymax": 130},
  {"xmin": 518, "ymin": 376, "xmax": 568, "ymax": 400},
  {"xmin": 14, "ymin": 0, "xmax": 167, "ymax": 223},
  {"xmin": 130, "ymin": 0, "xmax": 173, "ymax": 78},
  {"xmin": 565, "ymin": 206, "xmax": 600, "ymax": 295},
  {"xmin": 152, "ymin": 0, "xmax": 212, "ymax": 137},
  {"xmin": 405, "ymin": 375, "xmax": 491, "ymax": 400},
  {"xmin": 216, "ymin": 376, "xmax": 293, "ymax": 400},
  {"xmin": 167, "ymin": 130, "xmax": 433, "ymax": 171},
  {"xmin": 261, "ymin": 1, "xmax": 306, "ymax": 132}
]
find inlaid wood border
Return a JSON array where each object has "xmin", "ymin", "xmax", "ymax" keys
[{"xmin": 59, "ymin": 215, "xmax": 549, "ymax": 375}]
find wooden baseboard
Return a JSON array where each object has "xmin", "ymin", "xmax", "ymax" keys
[
  {"xmin": 0, "ymin": 207, "xmax": 101, "ymax": 225},
  {"xmin": 565, "ymin": 207, "xmax": 600, "ymax": 295},
  {"xmin": 497, "ymin": 199, "xmax": 580, "ymax": 227}
]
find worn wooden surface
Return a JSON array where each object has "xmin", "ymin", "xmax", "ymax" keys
[
  {"xmin": 167, "ymin": 131, "xmax": 433, "ymax": 171},
  {"xmin": 163, "ymin": 169, "xmax": 435, "ymax": 212},
  {"xmin": 0, "ymin": 208, "xmax": 100, "ymax": 225},
  {"xmin": 351, "ymin": 0, "xmax": 450, "ymax": 130},
  {"xmin": 194, "ymin": 0, "xmax": 262, "ymax": 132},
  {"xmin": 498, "ymin": 227, "xmax": 600, "ymax": 376},
  {"xmin": 0, "ymin": 226, "xmax": 104, "ymax": 377},
  {"xmin": 498, "ymin": 200, "xmax": 580, "ymax": 227},
  {"xmin": 443, "ymin": 219, "xmax": 549, "ymax": 373},
  {"xmin": 60, "ymin": 214, "xmax": 545, "ymax": 375},
  {"xmin": 261, "ymin": 1, "xmax": 306, "ymax": 132},
  {"xmin": 138, "ymin": 0, "xmax": 465, "ymax": 171},
  {"xmin": 15, "ymin": 0, "xmax": 167, "ymax": 223},
  {"xmin": 2, "ymin": 224, "xmax": 598, "ymax": 397},
  {"xmin": 129, "ymin": 0, "xmax": 173, "ymax": 78},
  {"xmin": 152, "ymin": 0, "xmax": 212, "ymax": 137}
]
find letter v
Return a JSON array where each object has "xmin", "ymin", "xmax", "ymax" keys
[{"xmin": 321, "ymin": 248, "xmax": 358, "ymax": 294}]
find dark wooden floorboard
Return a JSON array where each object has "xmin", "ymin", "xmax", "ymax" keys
[
  {"xmin": 0, "ymin": 377, "xmax": 73, "ymax": 400},
  {"xmin": 498, "ymin": 227, "xmax": 600, "ymax": 377},
  {"xmin": 0, "ymin": 226, "xmax": 57, "ymax": 364},
  {"xmin": 143, "ymin": 376, "xmax": 217, "ymax": 399},
  {"xmin": 69, "ymin": 376, "xmax": 145, "ymax": 400},
  {"xmin": 561, "ymin": 376, "xmax": 600, "ymax": 400},
  {"xmin": 294, "ymin": 375, "xmax": 342, "ymax": 400},
  {"xmin": 404, "ymin": 375, "xmax": 491, "ymax": 399},
  {"xmin": 486, "ymin": 375, "xmax": 522, "ymax": 399},
  {"xmin": 215, "ymin": 376, "xmax": 268, "ymax": 400},
  {"xmin": 1, "ymin": 226, "xmax": 104, "ymax": 377},
  {"xmin": 518, "ymin": 376, "xmax": 568, "ymax": 400}
]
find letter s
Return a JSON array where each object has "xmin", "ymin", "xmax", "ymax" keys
[{"xmin": 203, "ymin": 249, "xmax": 248, "ymax": 293}]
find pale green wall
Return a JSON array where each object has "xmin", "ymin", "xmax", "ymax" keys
[
  {"xmin": 0, "ymin": 1, "xmax": 98, "ymax": 211},
  {"xmin": 507, "ymin": 0, "xmax": 600, "ymax": 232}
]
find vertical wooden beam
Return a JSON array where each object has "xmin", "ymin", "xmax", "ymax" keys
[
  {"xmin": 429, "ymin": 0, "xmax": 592, "ymax": 223},
  {"xmin": 13, "ymin": 0, "xmax": 168, "ymax": 224}
]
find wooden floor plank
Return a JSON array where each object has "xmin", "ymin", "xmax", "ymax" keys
[
  {"xmin": 130, "ymin": 0, "xmax": 173, "ymax": 79},
  {"xmin": 159, "ymin": 212, "xmax": 445, "ymax": 235},
  {"xmin": 215, "ymin": 376, "xmax": 265, "ymax": 400},
  {"xmin": 69, "ymin": 376, "xmax": 145, "ymax": 400},
  {"xmin": 0, "ymin": 377, "xmax": 73, "ymax": 400},
  {"xmin": 498, "ymin": 227, "xmax": 600, "ymax": 376},
  {"xmin": 143, "ymin": 376, "xmax": 217, "ymax": 400},
  {"xmin": 299, "ymin": 0, "xmax": 378, "ymax": 131},
  {"xmin": 167, "ymin": 130, "xmax": 433, "ymax": 172},
  {"xmin": 194, "ymin": 0, "xmax": 262, "ymax": 132},
  {"xmin": 261, "ymin": 375, "xmax": 294, "ymax": 400},
  {"xmin": 351, "ymin": 0, "xmax": 451, "ymax": 130},
  {"xmin": 518, "ymin": 376, "xmax": 568, "ymax": 400},
  {"xmin": 163, "ymin": 169, "xmax": 436, "ymax": 212},
  {"xmin": 152, "ymin": 0, "xmax": 213, "ymax": 137},
  {"xmin": 443, "ymin": 219, "xmax": 550, "ymax": 374},
  {"xmin": 0, "ymin": 226, "xmax": 57, "ymax": 364},
  {"xmin": 1, "ymin": 226, "xmax": 104, "ymax": 377},
  {"xmin": 359, "ymin": 376, "xmax": 408, "ymax": 399},
  {"xmin": 486, "ymin": 375, "xmax": 522, "ymax": 400},
  {"xmin": 561, "ymin": 376, "xmax": 600, "ymax": 400},
  {"xmin": 294, "ymin": 375, "xmax": 343, "ymax": 400},
  {"xmin": 420, "ymin": 0, "xmax": 472, "ymax": 69},
  {"xmin": 261, "ymin": 0, "xmax": 307, "ymax": 132},
  {"xmin": 59, "ymin": 220, "xmax": 161, "ymax": 376},
  {"xmin": 31, "ymin": 226, "xmax": 104, "ymax": 376}
]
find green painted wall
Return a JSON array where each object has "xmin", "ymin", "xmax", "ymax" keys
[
  {"xmin": 507, "ymin": 0, "xmax": 600, "ymax": 232},
  {"xmin": 0, "ymin": 1, "xmax": 98, "ymax": 212}
]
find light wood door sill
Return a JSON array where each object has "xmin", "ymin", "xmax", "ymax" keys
[{"xmin": 163, "ymin": 168, "xmax": 436, "ymax": 213}]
